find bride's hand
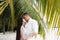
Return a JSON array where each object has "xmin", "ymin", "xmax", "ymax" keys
[
  {"xmin": 27, "ymin": 32, "xmax": 37, "ymax": 38},
  {"xmin": 26, "ymin": 33, "xmax": 33, "ymax": 38}
]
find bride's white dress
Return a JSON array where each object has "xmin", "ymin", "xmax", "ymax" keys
[
  {"xmin": 24, "ymin": 28, "xmax": 43, "ymax": 40},
  {"xmin": 27, "ymin": 35, "xmax": 43, "ymax": 40}
]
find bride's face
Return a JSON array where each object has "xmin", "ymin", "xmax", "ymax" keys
[{"xmin": 22, "ymin": 19, "xmax": 26, "ymax": 26}]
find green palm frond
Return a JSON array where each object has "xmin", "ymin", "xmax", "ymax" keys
[
  {"xmin": 0, "ymin": 1, "xmax": 8, "ymax": 15},
  {"xmin": 0, "ymin": 0, "xmax": 60, "ymax": 36}
]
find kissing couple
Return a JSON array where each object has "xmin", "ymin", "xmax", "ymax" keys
[{"xmin": 16, "ymin": 12, "xmax": 38, "ymax": 40}]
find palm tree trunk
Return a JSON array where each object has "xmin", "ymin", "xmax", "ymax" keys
[
  {"xmin": 6, "ymin": 0, "xmax": 15, "ymax": 31},
  {"xmin": 3, "ymin": 22, "xmax": 5, "ymax": 34}
]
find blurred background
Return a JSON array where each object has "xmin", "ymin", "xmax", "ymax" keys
[{"xmin": 0, "ymin": 0, "xmax": 60, "ymax": 40}]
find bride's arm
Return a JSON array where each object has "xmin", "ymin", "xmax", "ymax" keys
[{"xmin": 20, "ymin": 26, "xmax": 27, "ymax": 40}]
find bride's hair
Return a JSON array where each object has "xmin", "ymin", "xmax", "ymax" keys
[{"xmin": 16, "ymin": 18, "xmax": 23, "ymax": 40}]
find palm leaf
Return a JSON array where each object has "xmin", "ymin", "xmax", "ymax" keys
[{"xmin": 0, "ymin": 1, "xmax": 8, "ymax": 15}]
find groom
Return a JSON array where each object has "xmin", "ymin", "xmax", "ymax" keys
[{"xmin": 23, "ymin": 12, "xmax": 38, "ymax": 39}]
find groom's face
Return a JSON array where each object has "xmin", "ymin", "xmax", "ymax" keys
[{"xmin": 23, "ymin": 15, "xmax": 28, "ymax": 21}]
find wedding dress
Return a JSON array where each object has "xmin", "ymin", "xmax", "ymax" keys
[
  {"xmin": 27, "ymin": 34, "xmax": 43, "ymax": 40},
  {"xmin": 24, "ymin": 28, "xmax": 43, "ymax": 40}
]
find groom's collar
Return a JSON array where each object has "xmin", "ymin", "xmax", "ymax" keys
[{"xmin": 27, "ymin": 18, "xmax": 32, "ymax": 22}]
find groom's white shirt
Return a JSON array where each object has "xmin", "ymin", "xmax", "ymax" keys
[{"xmin": 25, "ymin": 18, "xmax": 38, "ymax": 36}]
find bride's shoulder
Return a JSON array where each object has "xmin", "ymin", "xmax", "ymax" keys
[{"xmin": 21, "ymin": 26, "xmax": 24, "ymax": 30}]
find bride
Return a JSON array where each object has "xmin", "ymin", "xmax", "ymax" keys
[{"xmin": 16, "ymin": 18, "xmax": 26, "ymax": 40}]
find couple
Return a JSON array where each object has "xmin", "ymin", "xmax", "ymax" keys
[{"xmin": 16, "ymin": 12, "xmax": 38, "ymax": 40}]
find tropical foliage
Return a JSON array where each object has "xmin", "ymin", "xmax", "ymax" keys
[{"xmin": 0, "ymin": 0, "xmax": 60, "ymax": 39}]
